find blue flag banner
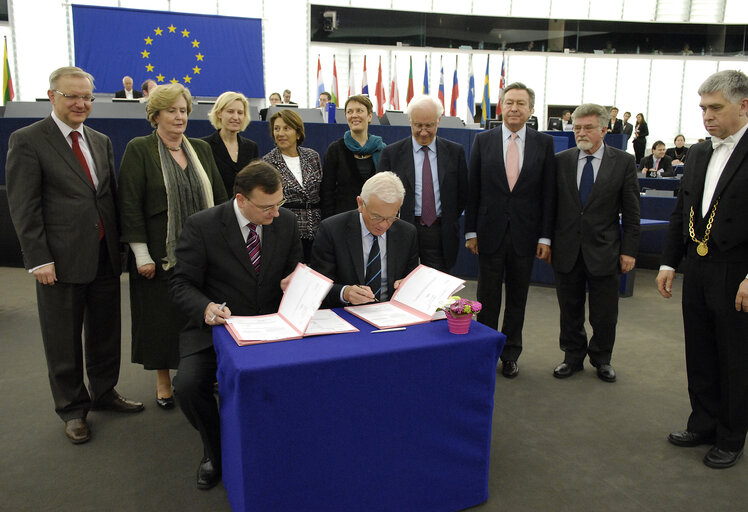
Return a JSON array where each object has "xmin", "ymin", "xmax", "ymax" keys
[{"xmin": 72, "ymin": 5, "xmax": 265, "ymax": 98}]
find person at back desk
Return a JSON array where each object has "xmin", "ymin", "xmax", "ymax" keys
[
  {"xmin": 640, "ymin": 140, "xmax": 674, "ymax": 177},
  {"xmin": 309, "ymin": 172, "xmax": 419, "ymax": 309}
]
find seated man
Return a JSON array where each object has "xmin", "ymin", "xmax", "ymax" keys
[
  {"xmin": 640, "ymin": 140, "xmax": 674, "ymax": 177},
  {"xmin": 310, "ymin": 171, "xmax": 419, "ymax": 308},
  {"xmin": 114, "ymin": 75, "xmax": 143, "ymax": 99},
  {"xmin": 169, "ymin": 161, "xmax": 302, "ymax": 490}
]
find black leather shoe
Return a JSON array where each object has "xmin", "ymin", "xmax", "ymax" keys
[
  {"xmin": 668, "ymin": 430, "xmax": 716, "ymax": 447},
  {"xmin": 704, "ymin": 446, "xmax": 743, "ymax": 469},
  {"xmin": 596, "ymin": 364, "xmax": 616, "ymax": 382},
  {"xmin": 156, "ymin": 396, "xmax": 175, "ymax": 410},
  {"xmin": 92, "ymin": 391, "xmax": 144, "ymax": 413},
  {"xmin": 553, "ymin": 362, "xmax": 583, "ymax": 378},
  {"xmin": 501, "ymin": 361, "xmax": 519, "ymax": 378},
  {"xmin": 64, "ymin": 418, "xmax": 90, "ymax": 444},
  {"xmin": 197, "ymin": 457, "xmax": 221, "ymax": 490}
]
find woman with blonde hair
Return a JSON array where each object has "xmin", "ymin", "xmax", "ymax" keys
[
  {"xmin": 202, "ymin": 91, "xmax": 259, "ymax": 196},
  {"xmin": 118, "ymin": 83, "xmax": 227, "ymax": 409}
]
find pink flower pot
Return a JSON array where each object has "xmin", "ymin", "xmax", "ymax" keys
[{"xmin": 446, "ymin": 312, "xmax": 472, "ymax": 334}]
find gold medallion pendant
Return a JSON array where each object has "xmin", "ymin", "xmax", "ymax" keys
[{"xmin": 697, "ymin": 242, "xmax": 709, "ymax": 256}]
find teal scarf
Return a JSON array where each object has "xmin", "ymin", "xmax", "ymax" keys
[{"xmin": 343, "ymin": 131, "xmax": 386, "ymax": 167}]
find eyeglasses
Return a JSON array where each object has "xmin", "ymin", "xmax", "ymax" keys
[
  {"xmin": 245, "ymin": 195, "xmax": 286, "ymax": 213},
  {"xmin": 573, "ymin": 124, "xmax": 601, "ymax": 133},
  {"xmin": 53, "ymin": 90, "xmax": 95, "ymax": 103},
  {"xmin": 412, "ymin": 122, "xmax": 437, "ymax": 131},
  {"xmin": 362, "ymin": 200, "xmax": 400, "ymax": 224}
]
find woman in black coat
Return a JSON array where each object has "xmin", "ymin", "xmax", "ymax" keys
[
  {"xmin": 633, "ymin": 113, "xmax": 649, "ymax": 165},
  {"xmin": 320, "ymin": 95, "xmax": 386, "ymax": 219},
  {"xmin": 202, "ymin": 91, "xmax": 259, "ymax": 197}
]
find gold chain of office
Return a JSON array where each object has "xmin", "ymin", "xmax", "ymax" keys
[{"xmin": 689, "ymin": 200, "xmax": 719, "ymax": 256}]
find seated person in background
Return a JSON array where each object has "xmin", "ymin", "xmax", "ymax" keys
[
  {"xmin": 666, "ymin": 134, "xmax": 689, "ymax": 165},
  {"xmin": 640, "ymin": 140, "xmax": 674, "ymax": 177},
  {"xmin": 561, "ymin": 110, "xmax": 573, "ymax": 131},
  {"xmin": 607, "ymin": 107, "xmax": 623, "ymax": 134},
  {"xmin": 140, "ymin": 79, "xmax": 157, "ymax": 99},
  {"xmin": 260, "ymin": 92, "xmax": 282, "ymax": 121},
  {"xmin": 115, "ymin": 75, "xmax": 143, "ymax": 99},
  {"xmin": 169, "ymin": 161, "xmax": 302, "ymax": 490},
  {"xmin": 310, "ymin": 171, "xmax": 419, "ymax": 309},
  {"xmin": 319, "ymin": 91, "xmax": 332, "ymax": 122},
  {"xmin": 283, "ymin": 89, "xmax": 297, "ymax": 105}
]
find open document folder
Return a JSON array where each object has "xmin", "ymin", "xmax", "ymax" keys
[
  {"xmin": 225, "ymin": 263, "xmax": 349, "ymax": 345},
  {"xmin": 344, "ymin": 264, "xmax": 465, "ymax": 329}
]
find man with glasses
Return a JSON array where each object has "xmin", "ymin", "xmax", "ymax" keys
[
  {"xmin": 169, "ymin": 161, "xmax": 302, "ymax": 489},
  {"xmin": 378, "ymin": 95, "xmax": 468, "ymax": 273},
  {"xmin": 6, "ymin": 66, "xmax": 144, "ymax": 445},
  {"xmin": 551, "ymin": 103, "xmax": 640, "ymax": 383},
  {"xmin": 310, "ymin": 171, "xmax": 419, "ymax": 308}
]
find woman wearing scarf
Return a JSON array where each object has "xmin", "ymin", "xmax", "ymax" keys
[
  {"xmin": 320, "ymin": 95, "xmax": 386, "ymax": 219},
  {"xmin": 118, "ymin": 84, "xmax": 227, "ymax": 409}
]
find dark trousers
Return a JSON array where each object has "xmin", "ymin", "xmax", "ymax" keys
[
  {"xmin": 554, "ymin": 251, "xmax": 620, "ymax": 366},
  {"xmin": 682, "ymin": 253, "xmax": 748, "ymax": 451},
  {"xmin": 415, "ymin": 218, "xmax": 447, "ymax": 273},
  {"xmin": 633, "ymin": 138, "xmax": 646, "ymax": 165},
  {"xmin": 175, "ymin": 347, "xmax": 221, "ymax": 463},
  {"xmin": 36, "ymin": 239, "xmax": 121, "ymax": 421},
  {"xmin": 476, "ymin": 227, "xmax": 534, "ymax": 362}
]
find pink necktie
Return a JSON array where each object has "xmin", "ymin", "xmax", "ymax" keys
[
  {"xmin": 246, "ymin": 223, "xmax": 261, "ymax": 274},
  {"xmin": 506, "ymin": 132, "xmax": 519, "ymax": 191},
  {"xmin": 70, "ymin": 131, "xmax": 104, "ymax": 240},
  {"xmin": 420, "ymin": 146, "xmax": 437, "ymax": 226}
]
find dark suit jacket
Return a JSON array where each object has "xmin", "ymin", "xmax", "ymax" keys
[
  {"xmin": 464, "ymin": 126, "xmax": 556, "ymax": 256},
  {"xmin": 553, "ymin": 145, "xmax": 641, "ymax": 276},
  {"xmin": 321, "ymin": 138, "xmax": 378, "ymax": 219},
  {"xmin": 608, "ymin": 119, "xmax": 623, "ymax": 134},
  {"xmin": 639, "ymin": 154, "xmax": 675, "ymax": 177},
  {"xmin": 665, "ymin": 146, "xmax": 689, "ymax": 163},
  {"xmin": 114, "ymin": 89, "xmax": 143, "ymax": 99},
  {"xmin": 623, "ymin": 122, "xmax": 633, "ymax": 139},
  {"xmin": 309, "ymin": 210, "xmax": 419, "ymax": 308},
  {"xmin": 662, "ymin": 136, "xmax": 748, "ymax": 266},
  {"xmin": 6, "ymin": 116, "xmax": 121, "ymax": 282},
  {"xmin": 169, "ymin": 202, "xmax": 302, "ymax": 356},
  {"xmin": 377, "ymin": 136, "xmax": 468, "ymax": 269},
  {"xmin": 201, "ymin": 130, "xmax": 259, "ymax": 197}
]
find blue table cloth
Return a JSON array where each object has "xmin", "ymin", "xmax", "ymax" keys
[{"xmin": 214, "ymin": 309, "xmax": 505, "ymax": 512}]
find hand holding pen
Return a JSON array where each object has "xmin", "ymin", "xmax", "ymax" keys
[
  {"xmin": 344, "ymin": 284, "xmax": 378, "ymax": 305},
  {"xmin": 205, "ymin": 301, "xmax": 230, "ymax": 325}
]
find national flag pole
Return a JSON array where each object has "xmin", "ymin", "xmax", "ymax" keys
[
  {"xmin": 362, "ymin": 56, "xmax": 369, "ymax": 97},
  {"xmin": 450, "ymin": 55, "xmax": 459, "ymax": 118},
  {"xmin": 481, "ymin": 55, "xmax": 490, "ymax": 127},
  {"xmin": 347, "ymin": 53, "xmax": 355, "ymax": 99},
  {"xmin": 437, "ymin": 56, "xmax": 445, "ymax": 111},
  {"xmin": 467, "ymin": 54, "xmax": 475, "ymax": 121},
  {"xmin": 316, "ymin": 55, "xmax": 325, "ymax": 106},
  {"xmin": 422, "ymin": 55, "xmax": 429, "ymax": 94},
  {"xmin": 497, "ymin": 53, "xmax": 506, "ymax": 118},
  {"xmin": 331, "ymin": 56, "xmax": 339, "ymax": 106},
  {"xmin": 375, "ymin": 56, "xmax": 386, "ymax": 117},
  {"xmin": 3, "ymin": 36, "xmax": 14, "ymax": 105},
  {"xmin": 389, "ymin": 55, "xmax": 400, "ymax": 111},
  {"xmin": 406, "ymin": 56, "xmax": 414, "ymax": 106}
]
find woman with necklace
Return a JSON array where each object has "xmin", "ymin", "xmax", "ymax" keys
[
  {"xmin": 262, "ymin": 109, "xmax": 322, "ymax": 262},
  {"xmin": 118, "ymin": 84, "xmax": 227, "ymax": 409},
  {"xmin": 320, "ymin": 95, "xmax": 385, "ymax": 219},
  {"xmin": 202, "ymin": 91, "xmax": 259, "ymax": 197},
  {"xmin": 666, "ymin": 134, "xmax": 689, "ymax": 165}
]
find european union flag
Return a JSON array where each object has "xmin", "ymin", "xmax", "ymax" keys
[{"xmin": 72, "ymin": 5, "xmax": 264, "ymax": 98}]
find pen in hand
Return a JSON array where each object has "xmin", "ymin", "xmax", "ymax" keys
[
  {"xmin": 356, "ymin": 284, "xmax": 378, "ymax": 302},
  {"xmin": 209, "ymin": 302, "xmax": 227, "ymax": 322}
]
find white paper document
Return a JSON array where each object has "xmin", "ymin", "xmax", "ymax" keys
[
  {"xmin": 345, "ymin": 265, "xmax": 465, "ymax": 329},
  {"xmin": 304, "ymin": 309, "xmax": 359, "ymax": 336},
  {"xmin": 225, "ymin": 263, "xmax": 333, "ymax": 345}
]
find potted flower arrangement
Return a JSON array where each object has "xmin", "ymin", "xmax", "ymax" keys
[{"xmin": 440, "ymin": 296, "xmax": 482, "ymax": 334}]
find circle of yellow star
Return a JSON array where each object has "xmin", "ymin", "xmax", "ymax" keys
[
  {"xmin": 156, "ymin": 74, "xmax": 165, "ymax": 82},
  {"xmin": 191, "ymin": 39, "xmax": 200, "ymax": 48},
  {"xmin": 168, "ymin": 25, "xmax": 177, "ymax": 33},
  {"xmin": 192, "ymin": 66, "xmax": 201, "ymax": 75},
  {"xmin": 195, "ymin": 53, "xmax": 204, "ymax": 61},
  {"xmin": 145, "ymin": 63, "xmax": 154, "ymax": 72},
  {"xmin": 154, "ymin": 27, "xmax": 163, "ymax": 36},
  {"xmin": 145, "ymin": 36, "xmax": 153, "ymax": 45},
  {"xmin": 182, "ymin": 29, "xmax": 190, "ymax": 37},
  {"xmin": 183, "ymin": 75, "xmax": 192, "ymax": 83},
  {"xmin": 141, "ymin": 50, "xmax": 150, "ymax": 59}
]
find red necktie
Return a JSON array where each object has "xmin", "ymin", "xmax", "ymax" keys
[
  {"xmin": 70, "ymin": 131, "xmax": 104, "ymax": 240},
  {"xmin": 246, "ymin": 223, "xmax": 261, "ymax": 274},
  {"xmin": 420, "ymin": 146, "xmax": 437, "ymax": 226}
]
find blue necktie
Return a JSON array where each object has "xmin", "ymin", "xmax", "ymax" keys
[
  {"xmin": 365, "ymin": 233, "xmax": 382, "ymax": 301},
  {"xmin": 579, "ymin": 155, "xmax": 595, "ymax": 206}
]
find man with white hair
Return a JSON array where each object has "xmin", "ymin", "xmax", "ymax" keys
[
  {"xmin": 377, "ymin": 94, "xmax": 468, "ymax": 273},
  {"xmin": 310, "ymin": 171, "xmax": 419, "ymax": 308},
  {"xmin": 114, "ymin": 75, "xmax": 143, "ymax": 99},
  {"xmin": 658, "ymin": 69, "xmax": 748, "ymax": 469}
]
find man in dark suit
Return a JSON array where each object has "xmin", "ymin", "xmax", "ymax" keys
[
  {"xmin": 310, "ymin": 172, "xmax": 419, "ymax": 308},
  {"xmin": 607, "ymin": 107, "xmax": 623, "ymax": 134},
  {"xmin": 6, "ymin": 66, "xmax": 143, "ymax": 445},
  {"xmin": 169, "ymin": 161, "xmax": 302, "ymax": 489},
  {"xmin": 622, "ymin": 111, "xmax": 634, "ymax": 142},
  {"xmin": 552, "ymin": 103, "xmax": 640, "ymax": 383},
  {"xmin": 377, "ymin": 95, "xmax": 468, "ymax": 273},
  {"xmin": 640, "ymin": 140, "xmax": 675, "ymax": 177},
  {"xmin": 464, "ymin": 82, "xmax": 556, "ymax": 379},
  {"xmin": 657, "ymin": 69, "xmax": 748, "ymax": 469},
  {"xmin": 114, "ymin": 75, "xmax": 143, "ymax": 99}
]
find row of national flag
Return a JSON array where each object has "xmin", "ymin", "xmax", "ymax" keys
[{"xmin": 315, "ymin": 53, "xmax": 506, "ymax": 125}]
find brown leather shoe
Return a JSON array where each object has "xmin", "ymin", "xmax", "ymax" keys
[
  {"xmin": 65, "ymin": 418, "xmax": 90, "ymax": 444},
  {"xmin": 92, "ymin": 390, "xmax": 144, "ymax": 413}
]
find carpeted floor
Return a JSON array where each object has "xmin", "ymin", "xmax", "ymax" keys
[{"xmin": 1, "ymin": 266, "xmax": 746, "ymax": 511}]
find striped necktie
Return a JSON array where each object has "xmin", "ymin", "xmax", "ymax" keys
[
  {"xmin": 246, "ymin": 223, "xmax": 261, "ymax": 274},
  {"xmin": 364, "ymin": 233, "xmax": 381, "ymax": 301}
]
